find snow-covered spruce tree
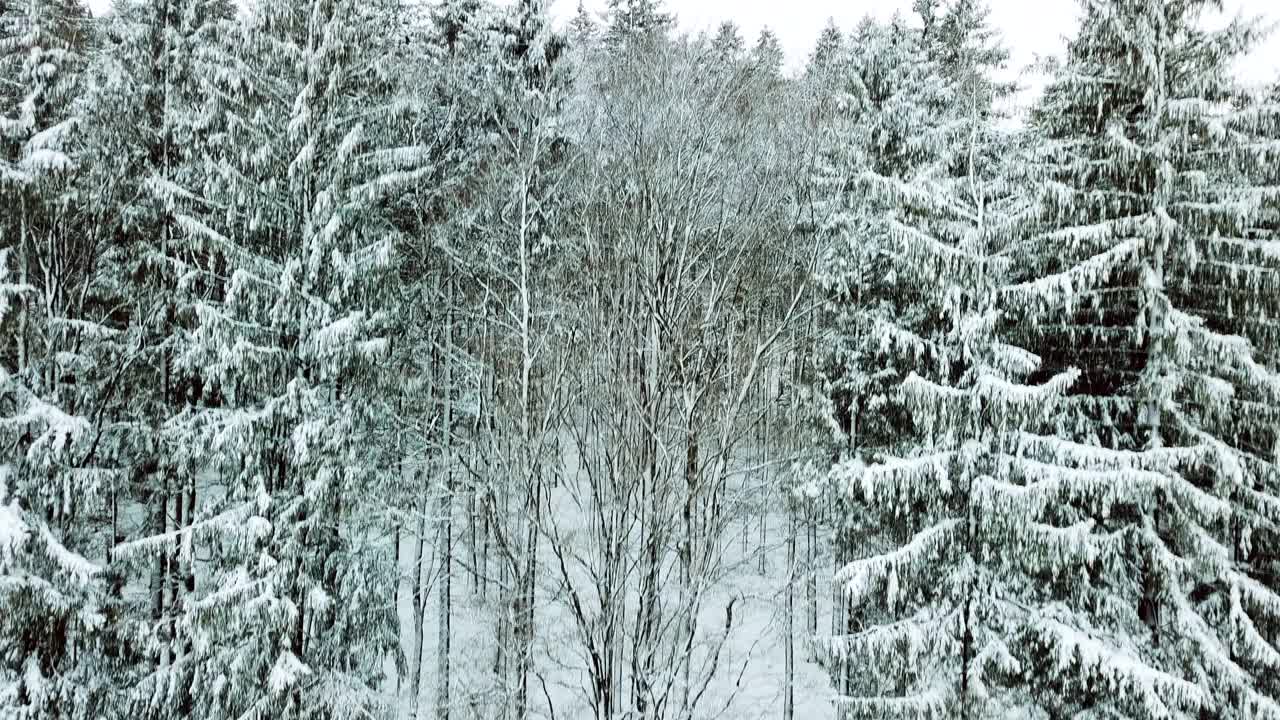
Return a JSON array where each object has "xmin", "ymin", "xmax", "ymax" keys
[
  {"xmin": 1, "ymin": 229, "xmax": 134, "ymax": 720},
  {"xmin": 810, "ymin": 11, "xmax": 954, "ymax": 474},
  {"xmin": 0, "ymin": 3, "xmax": 142, "ymax": 719},
  {"xmin": 816, "ymin": 7, "xmax": 1132, "ymax": 717},
  {"xmin": 709, "ymin": 19, "xmax": 743, "ymax": 65},
  {"xmin": 751, "ymin": 26, "xmax": 784, "ymax": 81},
  {"xmin": 1006, "ymin": 0, "xmax": 1280, "ymax": 715},
  {"xmin": 110, "ymin": 0, "xmax": 420, "ymax": 716},
  {"xmin": 1249, "ymin": 77, "xmax": 1280, "ymax": 703},
  {"xmin": 567, "ymin": 0, "xmax": 596, "ymax": 49},
  {"xmin": 826, "ymin": 119, "xmax": 1093, "ymax": 719},
  {"xmin": 73, "ymin": 2, "xmax": 240, "ymax": 711},
  {"xmin": 808, "ymin": 17, "xmax": 843, "ymax": 77},
  {"xmin": 807, "ymin": 11, "xmax": 956, "ymax": 694},
  {"xmin": 602, "ymin": 0, "xmax": 671, "ymax": 50},
  {"xmin": 1, "ymin": 0, "xmax": 89, "ymax": 374}
]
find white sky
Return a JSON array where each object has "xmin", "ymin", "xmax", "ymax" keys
[{"xmin": 83, "ymin": 0, "xmax": 1280, "ymax": 93}]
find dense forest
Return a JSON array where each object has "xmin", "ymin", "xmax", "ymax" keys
[{"xmin": 2, "ymin": 0, "xmax": 1279, "ymax": 718}]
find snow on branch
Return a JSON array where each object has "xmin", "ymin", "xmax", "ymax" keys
[
  {"xmin": 1210, "ymin": 236, "xmax": 1280, "ymax": 265},
  {"xmin": 0, "ymin": 159, "xmax": 28, "ymax": 186},
  {"xmin": 1103, "ymin": 122, "xmax": 1146, "ymax": 165},
  {"xmin": 1037, "ymin": 216, "xmax": 1141, "ymax": 252},
  {"xmin": 343, "ymin": 237, "xmax": 393, "ymax": 275},
  {"xmin": 884, "ymin": 218, "xmax": 988, "ymax": 285},
  {"xmin": 834, "ymin": 686, "xmax": 949, "ymax": 720},
  {"xmin": 875, "ymin": 318, "xmax": 948, "ymax": 367},
  {"xmin": 0, "ymin": 475, "xmax": 28, "ymax": 571},
  {"xmin": 351, "ymin": 165, "xmax": 436, "ymax": 204},
  {"xmin": 835, "ymin": 451, "xmax": 957, "ymax": 505},
  {"xmin": 827, "ymin": 608, "xmax": 955, "ymax": 669},
  {"xmin": 1172, "ymin": 422, "xmax": 1279, "ymax": 515},
  {"xmin": 1168, "ymin": 307, "xmax": 1280, "ymax": 400},
  {"xmin": 112, "ymin": 504, "xmax": 256, "ymax": 567},
  {"xmin": 359, "ymin": 144, "xmax": 432, "ymax": 173},
  {"xmin": 35, "ymin": 524, "xmax": 100, "ymax": 583},
  {"xmin": 988, "ymin": 342, "xmax": 1041, "ymax": 377},
  {"xmin": 894, "ymin": 370, "xmax": 1076, "ymax": 435},
  {"xmin": 1235, "ymin": 574, "xmax": 1280, "ymax": 620},
  {"xmin": 1230, "ymin": 583, "xmax": 1280, "ymax": 672},
  {"xmin": 184, "ymin": 566, "xmax": 292, "ymax": 634},
  {"xmin": 143, "ymin": 175, "xmax": 199, "ymax": 209},
  {"xmin": 1003, "ymin": 237, "xmax": 1142, "ymax": 312},
  {"xmin": 969, "ymin": 635, "xmax": 1024, "ymax": 700},
  {"xmin": 836, "ymin": 520, "xmax": 960, "ymax": 608},
  {"xmin": 2, "ymin": 397, "xmax": 91, "ymax": 460},
  {"xmin": 1030, "ymin": 615, "xmax": 1208, "ymax": 715},
  {"xmin": 310, "ymin": 311, "xmax": 366, "ymax": 355},
  {"xmin": 336, "ymin": 123, "xmax": 364, "ymax": 166},
  {"xmin": 2, "ymin": 471, "xmax": 101, "ymax": 583},
  {"xmin": 0, "ymin": 248, "xmax": 36, "ymax": 318},
  {"xmin": 1012, "ymin": 432, "xmax": 1202, "ymax": 473},
  {"xmin": 974, "ymin": 369, "xmax": 1079, "ymax": 417},
  {"xmin": 990, "ymin": 456, "xmax": 1165, "ymax": 519},
  {"xmin": 268, "ymin": 650, "xmax": 312, "ymax": 696},
  {"xmin": 175, "ymin": 213, "xmax": 236, "ymax": 253},
  {"xmin": 1166, "ymin": 475, "xmax": 1232, "ymax": 526},
  {"xmin": 1010, "ymin": 520, "xmax": 1103, "ymax": 573},
  {"xmin": 898, "ymin": 373, "xmax": 970, "ymax": 434},
  {"xmin": 48, "ymin": 316, "xmax": 121, "ymax": 341},
  {"xmin": 20, "ymin": 148, "xmax": 74, "ymax": 174},
  {"xmin": 858, "ymin": 170, "xmax": 973, "ymax": 221},
  {"xmin": 24, "ymin": 118, "xmax": 74, "ymax": 153}
]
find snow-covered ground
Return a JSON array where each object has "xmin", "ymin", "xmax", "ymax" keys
[{"xmin": 393, "ymin": 439, "xmax": 839, "ymax": 720}]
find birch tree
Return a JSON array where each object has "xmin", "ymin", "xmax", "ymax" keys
[{"xmin": 550, "ymin": 31, "xmax": 816, "ymax": 720}]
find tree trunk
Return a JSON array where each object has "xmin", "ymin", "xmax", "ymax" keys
[
  {"xmin": 109, "ymin": 483, "xmax": 119, "ymax": 562},
  {"xmin": 514, "ymin": 506, "xmax": 538, "ymax": 720},
  {"xmin": 679, "ymin": 399, "xmax": 700, "ymax": 717},
  {"xmin": 436, "ymin": 498, "xmax": 452, "ymax": 720},
  {"xmin": 437, "ymin": 279, "xmax": 454, "ymax": 720},
  {"xmin": 757, "ymin": 346, "xmax": 769, "ymax": 576},
  {"xmin": 16, "ymin": 205, "xmax": 28, "ymax": 373},
  {"xmin": 757, "ymin": 488, "xmax": 767, "ymax": 574},
  {"xmin": 185, "ymin": 476, "xmax": 196, "ymax": 595},
  {"xmin": 830, "ymin": 527, "xmax": 846, "ymax": 694},
  {"xmin": 493, "ymin": 504, "xmax": 509, "ymax": 693},
  {"xmin": 512, "ymin": 165, "xmax": 540, "ymax": 720},
  {"xmin": 150, "ymin": 474, "xmax": 168, "ymax": 667},
  {"xmin": 409, "ymin": 470, "xmax": 429, "ymax": 719},
  {"xmin": 469, "ymin": 456, "xmax": 479, "ymax": 597},
  {"xmin": 805, "ymin": 506, "xmax": 818, "ymax": 641},
  {"xmin": 481, "ymin": 496, "xmax": 491, "ymax": 602},
  {"xmin": 752, "ymin": 307, "xmax": 762, "ymax": 571},
  {"xmin": 169, "ymin": 469, "xmax": 183, "ymax": 659},
  {"xmin": 784, "ymin": 501, "xmax": 795, "ymax": 720}
]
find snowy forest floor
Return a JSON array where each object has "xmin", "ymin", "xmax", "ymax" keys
[{"xmin": 392, "ymin": 436, "xmax": 838, "ymax": 720}]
